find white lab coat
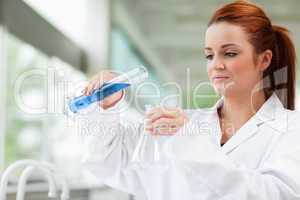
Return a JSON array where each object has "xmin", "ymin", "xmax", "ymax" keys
[{"xmin": 80, "ymin": 93, "xmax": 300, "ymax": 200}]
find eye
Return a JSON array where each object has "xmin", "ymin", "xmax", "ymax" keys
[
  {"xmin": 225, "ymin": 52, "xmax": 237, "ymax": 57},
  {"xmin": 205, "ymin": 54, "xmax": 213, "ymax": 60}
]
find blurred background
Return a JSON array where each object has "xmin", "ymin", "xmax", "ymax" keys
[{"xmin": 0, "ymin": 0, "xmax": 299, "ymax": 199}]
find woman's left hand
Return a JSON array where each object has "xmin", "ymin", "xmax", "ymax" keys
[{"xmin": 145, "ymin": 106, "xmax": 188, "ymax": 135}]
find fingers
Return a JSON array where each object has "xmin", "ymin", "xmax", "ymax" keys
[
  {"xmin": 145, "ymin": 117, "xmax": 180, "ymax": 136},
  {"xmin": 146, "ymin": 106, "xmax": 181, "ymax": 122},
  {"xmin": 84, "ymin": 79, "xmax": 101, "ymax": 96},
  {"xmin": 84, "ymin": 71, "xmax": 115, "ymax": 96},
  {"xmin": 83, "ymin": 71, "xmax": 124, "ymax": 110},
  {"xmin": 97, "ymin": 90, "xmax": 123, "ymax": 109},
  {"xmin": 153, "ymin": 117, "xmax": 179, "ymax": 135},
  {"xmin": 145, "ymin": 106, "xmax": 187, "ymax": 136}
]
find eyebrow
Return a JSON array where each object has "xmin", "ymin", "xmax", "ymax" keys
[{"xmin": 204, "ymin": 43, "xmax": 241, "ymax": 51}]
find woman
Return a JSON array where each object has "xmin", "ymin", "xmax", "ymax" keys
[{"xmin": 80, "ymin": 1, "xmax": 300, "ymax": 199}]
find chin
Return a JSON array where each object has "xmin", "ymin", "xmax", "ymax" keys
[
  {"xmin": 214, "ymin": 87, "xmax": 226, "ymax": 96},
  {"xmin": 213, "ymin": 83, "xmax": 227, "ymax": 94},
  {"xmin": 213, "ymin": 85, "xmax": 236, "ymax": 97}
]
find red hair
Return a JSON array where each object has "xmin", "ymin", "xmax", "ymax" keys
[{"xmin": 208, "ymin": 0, "xmax": 296, "ymax": 110}]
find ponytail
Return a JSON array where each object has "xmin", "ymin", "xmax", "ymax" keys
[{"xmin": 264, "ymin": 25, "xmax": 296, "ymax": 110}]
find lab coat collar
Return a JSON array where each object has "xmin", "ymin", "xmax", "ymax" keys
[
  {"xmin": 164, "ymin": 93, "xmax": 288, "ymax": 159},
  {"xmin": 212, "ymin": 92, "xmax": 283, "ymax": 124},
  {"xmin": 212, "ymin": 92, "xmax": 287, "ymax": 153}
]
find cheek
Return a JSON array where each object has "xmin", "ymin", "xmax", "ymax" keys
[
  {"xmin": 228, "ymin": 57, "xmax": 258, "ymax": 87},
  {"xmin": 228, "ymin": 60, "xmax": 247, "ymax": 76},
  {"xmin": 206, "ymin": 62, "xmax": 214, "ymax": 79}
]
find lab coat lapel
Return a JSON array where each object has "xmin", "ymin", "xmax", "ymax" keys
[
  {"xmin": 218, "ymin": 93, "xmax": 280, "ymax": 154},
  {"xmin": 220, "ymin": 115, "xmax": 259, "ymax": 154}
]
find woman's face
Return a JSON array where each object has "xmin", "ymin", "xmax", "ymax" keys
[{"xmin": 205, "ymin": 22, "xmax": 263, "ymax": 97}]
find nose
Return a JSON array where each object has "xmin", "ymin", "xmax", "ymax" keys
[{"xmin": 210, "ymin": 56, "xmax": 225, "ymax": 70}]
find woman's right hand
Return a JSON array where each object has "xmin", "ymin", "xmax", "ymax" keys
[{"xmin": 83, "ymin": 70, "xmax": 124, "ymax": 110}]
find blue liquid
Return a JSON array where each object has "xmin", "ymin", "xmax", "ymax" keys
[{"xmin": 68, "ymin": 82, "xmax": 130, "ymax": 113}]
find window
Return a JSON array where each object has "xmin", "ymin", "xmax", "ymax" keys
[
  {"xmin": 5, "ymin": 33, "xmax": 49, "ymax": 166},
  {"xmin": 111, "ymin": 27, "xmax": 157, "ymax": 80},
  {"xmin": 0, "ymin": 0, "xmax": 86, "ymax": 175},
  {"xmin": 111, "ymin": 27, "xmax": 178, "ymax": 108},
  {"xmin": 4, "ymin": 33, "xmax": 86, "ymax": 177}
]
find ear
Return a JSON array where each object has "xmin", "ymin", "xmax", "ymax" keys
[{"xmin": 258, "ymin": 49, "xmax": 273, "ymax": 71}]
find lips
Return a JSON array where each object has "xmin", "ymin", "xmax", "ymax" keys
[{"xmin": 213, "ymin": 75, "xmax": 229, "ymax": 80}]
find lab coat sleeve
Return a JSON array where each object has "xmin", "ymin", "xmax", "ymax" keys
[
  {"xmin": 78, "ymin": 98, "xmax": 145, "ymax": 196},
  {"xmin": 166, "ymin": 117, "xmax": 300, "ymax": 200}
]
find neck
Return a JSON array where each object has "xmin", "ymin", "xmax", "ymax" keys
[{"xmin": 219, "ymin": 91, "xmax": 267, "ymax": 126}]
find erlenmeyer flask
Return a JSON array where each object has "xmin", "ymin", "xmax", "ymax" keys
[{"xmin": 128, "ymin": 105, "xmax": 169, "ymax": 171}]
